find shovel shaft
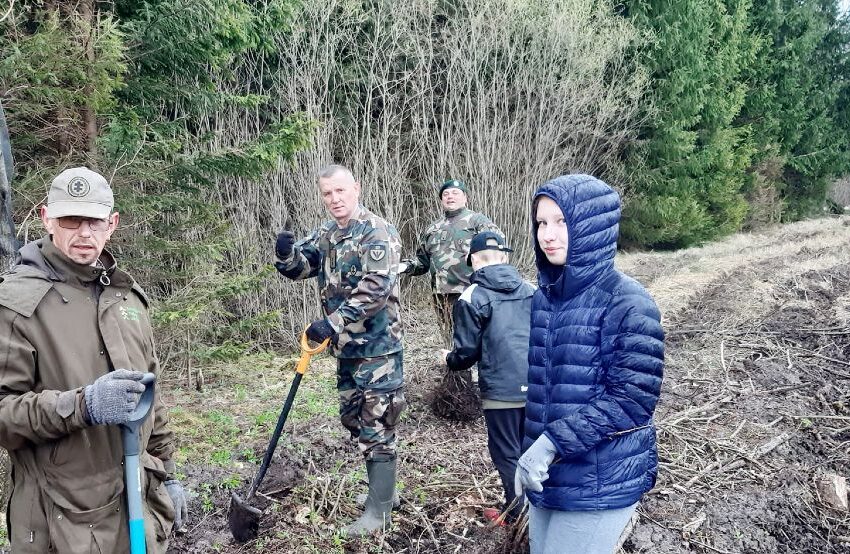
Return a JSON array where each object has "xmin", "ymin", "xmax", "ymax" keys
[
  {"xmin": 247, "ymin": 371, "xmax": 304, "ymax": 500},
  {"xmin": 124, "ymin": 453, "xmax": 146, "ymax": 554},
  {"xmin": 120, "ymin": 373, "xmax": 156, "ymax": 554}
]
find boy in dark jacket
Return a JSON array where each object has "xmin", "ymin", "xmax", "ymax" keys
[{"xmin": 440, "ymin": 231, "xmax": 535, "ymax": 522}]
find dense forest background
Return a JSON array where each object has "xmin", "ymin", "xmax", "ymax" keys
[{"xmin": 1, "ymin": 0, "xmax": 848, "ymax": 363}]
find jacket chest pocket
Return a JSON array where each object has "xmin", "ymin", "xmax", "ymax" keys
[
  {"xmin": 48, "ymin": 495, "xmax": 124, "ymax": 554},
  {"xmin": 429, "ymin": 230, "xmax": 449, "ymax": 247},
  {"xmin": 330, "ymin": 239, "xmax": 362, "ymax": 285},
  {"xmin": 100, "ymin": 299, "xmax": 152, "ymax": 371},
  {"xmin": 454, "ymin": 230, "xmax": 475, "ymax": 252}
]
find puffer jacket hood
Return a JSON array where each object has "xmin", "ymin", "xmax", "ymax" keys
[{"xmin": 533, "ymin": 175, "xmax": 620, "ymax": 300}]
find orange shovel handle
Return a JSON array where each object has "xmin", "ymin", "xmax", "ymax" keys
[{"xmin": 295, "ymin": 328, "xmax": 330, "ymax": 375}]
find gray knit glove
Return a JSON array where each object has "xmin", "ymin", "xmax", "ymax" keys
[
  {"xmin": 83, "ymin": 369, "xmax": 146, "ymax": 425},
  {"xmin": 165, "ymin": 479, "xmax": 188, "ymax": 531}
]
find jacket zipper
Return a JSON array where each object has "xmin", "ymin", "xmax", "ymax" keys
[{"xmin": 543, "ymin": 286, "xmax": 554, "ymax": 429}]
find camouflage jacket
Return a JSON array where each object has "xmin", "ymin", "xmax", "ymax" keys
[
  {"xmin": 406, "ymin": 208, "xmax": 503, "ymax": 294},
  {"xmin": 276, "ymin": 205, "xmax": 403, "ymax": 359}
]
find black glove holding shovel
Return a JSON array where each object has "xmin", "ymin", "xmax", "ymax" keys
[{"xmin": 84, "ymin": 370, "xmax": 188, "ymax": 533}]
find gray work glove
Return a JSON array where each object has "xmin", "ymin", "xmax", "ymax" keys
[
  {"xmin": 165, "ymin": 479, "xmax": 188, "ymax": 532},
  {"xmin": 83, "ymin": 369, "xmax": 146, "ymax": 425},
  {"xmin": 515, "ymin": 434, "xmax": 558, "ymax": 497}
]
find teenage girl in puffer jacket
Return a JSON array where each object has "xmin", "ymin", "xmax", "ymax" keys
[{"xmin": 514, "ymin": 175, "xmax": 665, "ymax": 554}]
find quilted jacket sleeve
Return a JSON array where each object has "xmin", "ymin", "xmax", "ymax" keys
[{"xmin": 544, "ymin": 288, "xmax": 664, "ymax": 459}]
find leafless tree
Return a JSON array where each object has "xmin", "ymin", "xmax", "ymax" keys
[{"xmin": 184, "ymin": 0, "xmax": 647, "ymax": 346}]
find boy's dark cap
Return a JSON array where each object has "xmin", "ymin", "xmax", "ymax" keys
[{"xmin": 467, "ymin": 231, "xmax": 513, "ymax": 265}]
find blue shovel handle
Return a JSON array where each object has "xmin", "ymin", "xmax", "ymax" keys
[{"xmin": 121, "ymin": 372, "xmax": 156, "ymax": 554}]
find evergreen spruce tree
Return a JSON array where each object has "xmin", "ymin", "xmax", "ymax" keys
[
  {"xmin": 621, "ymin": 0, "xmax": 756, "ymax": 248},
  {"xmin": 738, "ymin": 0, "xmax": 850, "ymax": 221}
]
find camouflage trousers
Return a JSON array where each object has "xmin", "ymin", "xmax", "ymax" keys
[
  {"xmin": 432, "ymin": 293, "xmax": 461, "ymax": 347},
  {"xmin": 337, "ymin": 352, "xmax": 406, "ymax": 462}
]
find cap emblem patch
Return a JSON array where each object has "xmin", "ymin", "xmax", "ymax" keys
[{"xmin": 67, "ymin": 177, "xmax": 90, "ymax": 197}]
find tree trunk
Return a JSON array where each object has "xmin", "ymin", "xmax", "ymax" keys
[
  {"xmin": 0, "ymin": 99, "xmax": 16, "ymax": 527},
  {"xmin": 0, "ymin": 101, "xmax": 17, "ymax": 269},
  {"xmin": 79, "ymin": 0, "xmax": 98, "ymax": 156}
]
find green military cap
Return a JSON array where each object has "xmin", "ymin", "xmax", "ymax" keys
[{"xmin": 438, "ymin": 179, "xmax": 468, "ymax": 197}]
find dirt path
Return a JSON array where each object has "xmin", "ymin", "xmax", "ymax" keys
[
  {"xmin": 167, "ymin": 216, "xmax": 850, "ymax": 554},
  {"xmin": 620, "ymin": 216, "xmax": 850, "ymax": 553}
]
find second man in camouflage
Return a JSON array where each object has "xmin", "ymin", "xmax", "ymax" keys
[{"xmin": 401, "ymin": 180, "xmax": 503, "ymax": 342}]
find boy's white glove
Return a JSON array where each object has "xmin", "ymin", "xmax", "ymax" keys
[
  {"xmin": 438, "ymin": 349, "xmax": 450, "ymax": 366},
  {"xmin": 398, "ymin": 261, "xmax": 409, "ymax": 274},
  {"xmin": 515, "ymin": 434, "xmax": 558, "ymax": 497}
]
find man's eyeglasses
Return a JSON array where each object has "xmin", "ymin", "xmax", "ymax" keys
[{"xmin": 56, "ymin": 216, "xmax": 112, "ymax": 231}]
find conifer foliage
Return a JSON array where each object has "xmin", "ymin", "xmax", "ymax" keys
[
  {"xmin": 0, "ymin": 0, "xmax": 312, "ymax": 362},
  {"xmin": 621, "ymin": 0, "xmax": 757, "ymax": 248},
  {"xmin": 620, "ymin": 0, "xmax": 850, "ymax": 247}
]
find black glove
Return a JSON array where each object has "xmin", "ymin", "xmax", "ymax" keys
[
  {"xmin": 276, "ymin": 230, "xmax": 295, "ymax": 259},
  {"xmin": 306, "ymin": 318, "xmax": 335, "ymax": 343}
]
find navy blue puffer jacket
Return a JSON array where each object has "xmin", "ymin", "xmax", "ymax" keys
[{"xmin": 524, "ymin": 175, "xmax": 664, "ymax": 511}]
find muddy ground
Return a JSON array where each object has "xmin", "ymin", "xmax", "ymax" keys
[{"xmin": 165, "ymin": 216, "xmax": 850, "ymax": 553}]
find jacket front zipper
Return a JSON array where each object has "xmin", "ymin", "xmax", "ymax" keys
[{"xmin": 543, "ymin": 294, "xmax": 554, "ymax": 429}]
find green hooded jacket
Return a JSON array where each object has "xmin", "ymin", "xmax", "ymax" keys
[{"xmin": 0, "ymin": 237, "xmax": 176, "ymax": 553}]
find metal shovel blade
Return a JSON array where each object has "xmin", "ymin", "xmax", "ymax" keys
[
  {"xmin": 228, "ymin": 492, "xmax": 263, "ymax": 543},
  {"xmin": 227, "ymin": 332, "xmax": 329, "ymax": 543}
]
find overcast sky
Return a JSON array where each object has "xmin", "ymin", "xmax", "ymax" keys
[{"xmin": 842, "ymin": 0, "xmax": 850, "ymax": 15}]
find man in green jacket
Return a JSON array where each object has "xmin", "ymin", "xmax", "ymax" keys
[
  {"xmin": 0, "ymin": 167, "xmax": 186, "ymax": 553},
  {"xmin": 401, "ymin": 180, "xmax": 503, "ymax": 343}
]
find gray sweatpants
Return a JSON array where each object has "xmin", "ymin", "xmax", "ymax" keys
[{"xmin": 528, "ymin": 502, "xmax": 637, "ymax": 554}]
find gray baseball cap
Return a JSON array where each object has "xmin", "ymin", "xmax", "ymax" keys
[{"xmin": 46, "ymin": 167, "xmax": 114, "ymax": 219}]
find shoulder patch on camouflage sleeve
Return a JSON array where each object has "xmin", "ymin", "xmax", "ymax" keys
[
  {"xmin": 363, "ymin": 243, "xmax": 390, "ymax": 272},
  {"xmin": 369, "ymin": 244, "xmax": 387, "ymax": 262}
]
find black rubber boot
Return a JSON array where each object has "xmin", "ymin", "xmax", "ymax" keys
[
  {"xmin": 343, "ymin": 458, "xmax": 397, "ymax": 536},
  {"xmin": 355, "ymin": 490, "xmax": 400, "ymax": 510}
]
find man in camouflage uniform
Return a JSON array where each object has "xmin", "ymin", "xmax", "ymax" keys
[
  {"xmin": 401, "ymin": 180, "xmax": 503, "ymax": 343},
  {"xmin": 274, "ymin": 164, "xmax": 404, "ymax": 536}
]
